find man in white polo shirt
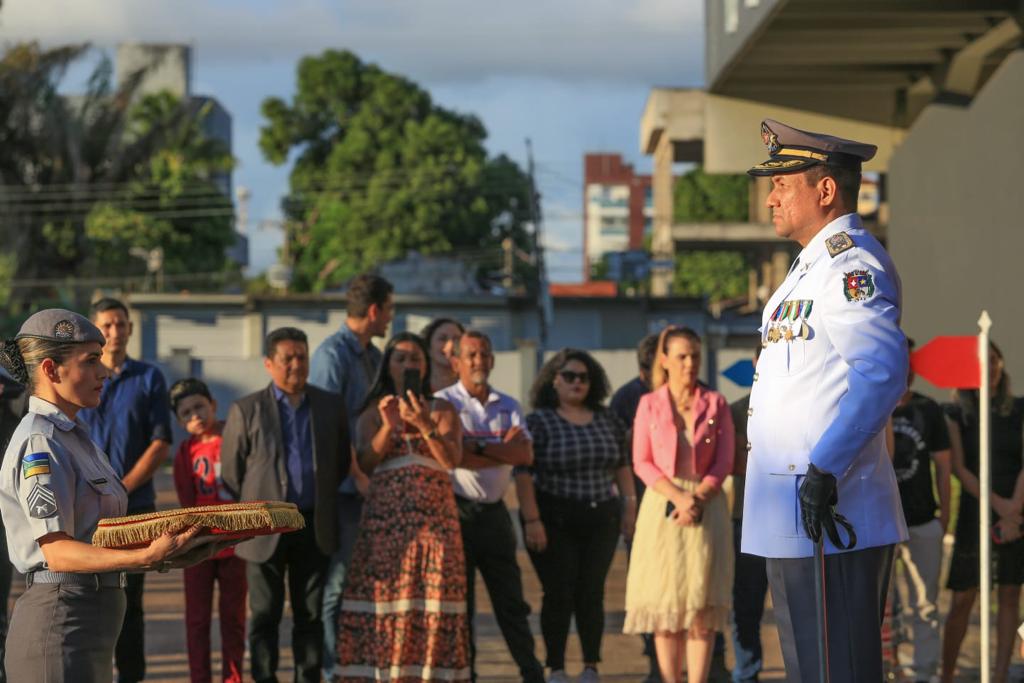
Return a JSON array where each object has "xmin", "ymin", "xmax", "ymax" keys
[{"xmin": 435, "ymin": 330, "xmax": 544, "ymax": 683}]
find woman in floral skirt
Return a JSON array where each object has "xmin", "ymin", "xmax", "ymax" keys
[{"xmin": 337, "ymin": 331, "xmax": 469, "ymax": 682}]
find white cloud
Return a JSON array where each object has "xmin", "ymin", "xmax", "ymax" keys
[{"xmin": 0, "ymin": 0, "xmax": 704, "ymax": 85}]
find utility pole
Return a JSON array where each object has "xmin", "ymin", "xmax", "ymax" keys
[
  {"xmin": 235, "ymin": 185, "xmax": 251, "ymax": 235},
  {"xmin": 525, "ymin": 138, "xmax": 551, "ymax": 363}
]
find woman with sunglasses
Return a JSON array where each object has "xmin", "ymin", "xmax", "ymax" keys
[
  {"xmin": 622, "ymin": 327, "xmax": 734, "ymax": 683},
  {"xmin": 514, "ymin": 348, "xmax": 636, "ymax": 683}
]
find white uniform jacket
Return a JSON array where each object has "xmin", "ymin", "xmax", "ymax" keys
[{"xmin": 741, "ymin": 213, "xmax": 909, "ymax": 559}]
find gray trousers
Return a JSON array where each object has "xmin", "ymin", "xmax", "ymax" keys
[
  {"xmin": 767, "ymin": 544, "xmax": 894, "ymax": 683},
  {"xmin": 5, "ymin": 583, "xmax": 126, "ymax": 683},
  {"xmin": 897, "ymin": 520, "xmax": 944, "ymax": 680}
]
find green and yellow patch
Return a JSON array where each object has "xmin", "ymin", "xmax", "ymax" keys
[{"xmin": 22, "ymin": 452, "xmax": 50, "ymax": 479}]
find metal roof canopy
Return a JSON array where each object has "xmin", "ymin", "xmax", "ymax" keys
[{"xmin": 707, "ymin": 0, "xmax": 1023, "ymax": 127}]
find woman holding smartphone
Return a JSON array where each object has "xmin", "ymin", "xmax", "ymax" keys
[
  {"xmin": 623, "ymin": 326, "xmax": 735, "ymax": 683},
  {"xmin": 335, "ymin": 332, "xmax": 469, "ymax": 682}
]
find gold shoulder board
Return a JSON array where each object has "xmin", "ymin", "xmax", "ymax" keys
[{"xmin": 826, "ymin": 231, "xmax": 855, "ymax": 258}]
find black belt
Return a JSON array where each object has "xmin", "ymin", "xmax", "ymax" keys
[
  {"xmin": 27, "ymin": 570, "xmax": 127, "ymax": 589},
  {"xmin": 455, "ymin": 495, "xmax": 504, "ymax": 507}
]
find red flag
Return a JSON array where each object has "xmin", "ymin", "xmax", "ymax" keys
[{"xmin": 911, "ymin": 336, "xmax": 981, "ymax": 389}]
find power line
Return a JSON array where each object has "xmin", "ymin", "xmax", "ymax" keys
[{"xmin": 0, "ymin": 207, "xmax": 236, "ymax": 222}]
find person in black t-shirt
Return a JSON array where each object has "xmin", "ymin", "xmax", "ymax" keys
[
  {"xmin": 610, "ymin": 334, "xmax": 659, "ymax": 682},
  {"xmin": 890, "ymin": 339, "xmax": 951, "ymax": 683}
]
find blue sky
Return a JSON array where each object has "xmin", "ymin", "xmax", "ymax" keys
[{"xmin": 1, "ymin": 0, "xmax": 704, "ymax": 281}]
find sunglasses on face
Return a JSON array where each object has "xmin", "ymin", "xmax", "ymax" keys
[{"xmin": 558, "ymin": 370, "xmax": 590, "ymax": 384}]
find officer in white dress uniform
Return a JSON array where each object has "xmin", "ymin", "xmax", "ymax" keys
[{"xmin": 740, "ymin": 120, "xmax": 909, "ymax": 682}]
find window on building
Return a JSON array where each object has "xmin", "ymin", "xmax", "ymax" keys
[{"xmin": 725, "ymin": 0, "xmax": 739, "ymax": 33}]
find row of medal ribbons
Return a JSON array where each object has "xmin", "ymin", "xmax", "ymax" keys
[{"xmin": 766, "ymin": 299, "xmax": 812, "ymax": 343}]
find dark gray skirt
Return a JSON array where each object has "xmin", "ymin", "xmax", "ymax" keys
[{"xmin": 5, "ymin": 582, "xmax": 127, "ymax": 683}]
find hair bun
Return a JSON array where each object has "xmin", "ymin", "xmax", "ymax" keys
[{"xmin": 0, "ymin": 339, "xmax": 29, "ymax": 385}]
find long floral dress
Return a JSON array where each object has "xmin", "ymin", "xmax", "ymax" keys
[{"xmin": 337, "ymin": 422, "xmax": 471, "ymax": 682}]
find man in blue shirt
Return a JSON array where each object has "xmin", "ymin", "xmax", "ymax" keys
[
  {"xmin": 221, "ymin": 327, "xmax": 350, "ymax": 683},
  {"xmin": 79, "ymin": 297, "xmax": 171, "ymax": 683},
  {"xmin": 308, "ymin": 273, "xmax": 393, "ymax": 680}
]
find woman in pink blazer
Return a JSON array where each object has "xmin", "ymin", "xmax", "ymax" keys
[{"xmin": 622, "ymin": 326, "xmax": 735, "ymax": 683}]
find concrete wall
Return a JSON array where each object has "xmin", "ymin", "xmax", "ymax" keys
[
  {"xmin": 890, "ymin": 49, "xmax": 1024, "ymax": 388},
  {"xmin": 702, "ymin": 94, "xmax": 903, "ymax": 174},
  {"xmin": 155, "ymin": 345, "xmax": 749, "ymax": 441},
  {"xmin": 705, "ymin": 0, "xmax": 784, "ymax": 91}
]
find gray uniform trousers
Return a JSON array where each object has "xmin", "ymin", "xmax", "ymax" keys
[
  {"xmin": 767, "ymin": 544, "xmax": 894, "ymax": 683},
  {"xmin": 5, "ymin": 582, "xmax": 126, "ymax": 683}
]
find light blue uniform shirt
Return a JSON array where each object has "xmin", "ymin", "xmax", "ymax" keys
[
  {"xmin": 309, "ymin": 323, "xmax": 381, "ymax": 495},
  {"xmin": 741, "ymin": 213, "xmax": 909, "ymax": 559},
  {"xmin": 0, "ymin": 397, "xmax": 127, "ymax": 573}
]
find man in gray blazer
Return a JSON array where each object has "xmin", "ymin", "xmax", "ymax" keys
[{"xmin": 222, "ymin": 327, "xmax": 350, "ymax": 683}]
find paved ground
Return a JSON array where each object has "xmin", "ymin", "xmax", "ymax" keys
[{"xmin": 8, "ymin": 470, "xmax": 1011, "ymax": 681}]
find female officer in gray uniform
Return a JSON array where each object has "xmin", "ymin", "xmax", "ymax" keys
[{"xmin": 0, "ymin": 309, "xmax": 201, "ymax": 683}]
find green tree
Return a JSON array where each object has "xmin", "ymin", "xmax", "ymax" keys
[
  {"xmin": 260, "ymin": 50, "xmax": 533, "ymax": 292},
  {"xmin": 673, "ymin": 167, "xmax": 748, "ymax": 223},
  {"xmin": 673, "ymin": 251, "xmax": 748, "ymax": 302},
  {"xmin": 0, "ymin": 43, "xmax": 236, "ymax": 315},
  {"xmin": 84, "ymin": 92, "xmax": 236, "ymax": 277},
  {"xmin": 669, "ymin": 167, "xmax": 751, "ymax": 299}
]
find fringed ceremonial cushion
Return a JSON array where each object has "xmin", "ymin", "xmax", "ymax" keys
[{"xmin": 92, "ymin": 501, "xmax": 305, "ymax": 550}]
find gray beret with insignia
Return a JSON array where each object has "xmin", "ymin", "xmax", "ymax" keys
[
  {"xmin": 15, "ymin": 309, "xmax": 105, "ymax": 346},
  {"xmin": 749, "ymin": 119, "xmax": 877, "ymax": 177}
]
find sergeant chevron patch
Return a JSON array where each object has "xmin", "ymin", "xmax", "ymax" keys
[{"xmin": 27, "ymin": 481, "xmax": 57, "ymax": 519}]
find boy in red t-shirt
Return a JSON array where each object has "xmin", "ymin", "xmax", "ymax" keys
[{"xmin": 170, "ymin": 378, "xmax": 247, "ymax": 683}]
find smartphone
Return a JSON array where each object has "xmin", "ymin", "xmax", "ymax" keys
[
  {"xmin": 666, "ymin": 500, "xmax": 704, "ymax": 523},
  {"xmin": 401, "ymin": 368, "xmax": 423, "ymax": 399}
]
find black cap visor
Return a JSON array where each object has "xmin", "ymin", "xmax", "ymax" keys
[{"xmin": 747, "ymin": 156, "xmax": 822, "ymax": 177}]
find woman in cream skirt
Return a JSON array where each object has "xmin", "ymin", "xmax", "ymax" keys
[{"xmin": 624, "ymin": 326, "xmax": 735, "ymax": 683}]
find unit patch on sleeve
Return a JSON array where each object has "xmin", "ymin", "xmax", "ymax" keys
[
  {"xmin": 27, "ymin": 481, "xmax": 57, "ymax": 519},
  {"xmin": 22, "ymin": 452, "xmax": 50, "ymax": 479},
  {"xmin": 843, "ymin": 270, "xmax": 876, "ymax": 302},
  {"xmin": 826, "ymin": 232, "xmax": 855, "ymax": 258}
]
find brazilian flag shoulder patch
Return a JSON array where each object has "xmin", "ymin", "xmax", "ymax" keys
[{"xmin": 22, "ymin": 452, "xmax": 51, "ymax": 479}]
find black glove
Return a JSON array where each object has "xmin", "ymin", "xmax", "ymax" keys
[{"xmin": 798, "ymin": 464, "xmax": 856, "ymax": 549}]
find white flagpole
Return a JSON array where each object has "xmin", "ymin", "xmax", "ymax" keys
[{"xmin": 979, "ymin": 310, "xmax": 992, "ymax": 683}]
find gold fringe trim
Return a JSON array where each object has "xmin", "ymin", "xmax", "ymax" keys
[{"xmin": 92, "ymin": 501, "xmax": 305, "ymax": 549}]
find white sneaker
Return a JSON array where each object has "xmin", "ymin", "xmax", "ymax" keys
[
  {"xmin": 578, "ymin": 668, "xmax": 600, "ymax": 683},
  {"xmin": 547, "ymin": 670, "xmax": 570, "ymax": 683}
]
